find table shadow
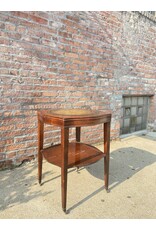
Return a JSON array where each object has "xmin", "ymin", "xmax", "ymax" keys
[
  {"xmin": 68, "ymin": 146, "xmax": 156, "ymax": 212},
  {"xmin": 0, "ymin": 162, "xmax": 52, "ymax": 211},
  {"xmin": 86, "ymin": 146, "xmax": 156, "ymax": 190}
]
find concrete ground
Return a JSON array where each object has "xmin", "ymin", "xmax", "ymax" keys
[{"xmin": 0, "ymin": 133, "xmax": 156, "ymax": 219}]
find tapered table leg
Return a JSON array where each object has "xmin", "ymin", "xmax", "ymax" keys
[
  {"xmin": 104, "ymin": 122, "xmax": 111, "ymax": 191},
  {"xmin": 76, "ymin": 127, "xmax": 81, "ymax": 142},
  {"xmin": 76, "ymin": 127, "xmax": 81, "ymax": 171},
  {"xmin": 38, "ymin": 116, "xmax": 44, "ymax": 185},
  {"xmin": 61, "ymin": 127, "xmax": 69, "ymax": 213}
]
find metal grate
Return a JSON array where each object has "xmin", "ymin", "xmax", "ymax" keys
[{"xmin": 120, "ymin": 96, "xmax": 149, "ymax": 135}]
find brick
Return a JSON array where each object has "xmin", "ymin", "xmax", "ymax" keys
[
  {"xmin": 5, "ymin": 23, "xmax": 16, "ymax": 31},
  {"xmin": 6, "ymin": 152, "xmax": 16, "ymax": 159},
  {"xmin": 58, "ymin": 31, "xmax": 72, "ymax": 38},
  {"xmin": 16, "ymin": 25, "xmax": 27, "ymax": 33},
  {"xmin": 65, "ymin": 52, "xmax": 79, "ymax": 59},
  {"xmin": 5, "ymin": 143, "xmax": 26, "ymax": 152},
  {"xmin": 0, "ymin": 160, "xmax": 13, "ymax": 170},
  {"xmin": 11, "ymin": 11, "xmax": 29, "ymax": 19},
  {"xmin": 41, "ymin": 91, "xmax": 58, "ymax": 97},
  {"xmin": 28, "ymin": 14, "xmax": 48, "ymax": 25},
  {"xmin": 66, "ymin": 15, "xmax": 79, "ymax": 23}
]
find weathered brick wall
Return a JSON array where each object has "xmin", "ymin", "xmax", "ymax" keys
[{"xmin": 0, "ymin": 11, "xmax": 156, "ymax": 169}]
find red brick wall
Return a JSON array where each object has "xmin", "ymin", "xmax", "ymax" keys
[{"xmin": 0, "ymin": 11, "xmax": 156, "ymax": 169}]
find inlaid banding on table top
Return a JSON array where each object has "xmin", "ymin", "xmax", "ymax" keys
[{"xmin": 48, "ymin": 109, "xmax": 96, "ymax": 116}]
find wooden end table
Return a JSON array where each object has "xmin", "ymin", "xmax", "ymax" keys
[{"xmin": 37, "ymin": 108, "xmax": 111, "ymax": 213}]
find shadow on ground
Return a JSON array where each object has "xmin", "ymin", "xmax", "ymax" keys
[
  {"xmin": 67, "ymin": 146, "xmax": 156, "ymax": 212},
  {"xmin": 86, "ymin": 147, "xmax": 156, "ymax": 190},
  {"xmin": 0, "ymin": 161, "xmax": 52, "ymax": 211},
  {"xmin": 1, "ymin": 144, "xmax": 156, "ymax": 213}
]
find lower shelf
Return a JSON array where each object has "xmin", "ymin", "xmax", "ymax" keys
[{"xmin": 41, "ymin": 142, "xmax": 105, "ymax": 168}]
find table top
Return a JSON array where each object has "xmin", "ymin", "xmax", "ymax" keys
[
  {"xmin": 38, "ymin": 108, "xmax": 111, "ymax": 127},
  {"xmin": 39, "ymin": 108, "xmax": 111, "ymax": 118}
]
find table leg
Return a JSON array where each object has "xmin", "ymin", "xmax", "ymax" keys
[
  {"xmin": 76, "ymin": 127, "xmax": 81, "ymax": 171},
  {"xmin": 61, "ymin": 127, "xmax": 69, "ymax": 213},
  {"xmin": 76, "ymin": 127, "xmax": 81, "ymax": 142},
  {"xmin": 38, "ymin": 116, "xmax": 44, "ymax": 185},
  {"xmin": 104, "ymin": 122, "xmax": 111, "ymax": 191}
]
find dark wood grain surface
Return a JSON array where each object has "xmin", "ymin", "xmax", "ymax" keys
[{"xmin": 42, "ymin": 142, "xmax": 105, "ymax": 168}]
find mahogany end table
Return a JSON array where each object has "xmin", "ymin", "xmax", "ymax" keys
[{"xmin": 37, "ymin": 108, "xmax": 111, "ymax": 213}]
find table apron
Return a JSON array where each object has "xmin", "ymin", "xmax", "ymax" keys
[
  {"xmin": 41, "ymin": 116, "xmax": 111, "ymax": 127},
  {"xmin": 64, "ymin": 117, "xmax": 111, "ymax": 127}
]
